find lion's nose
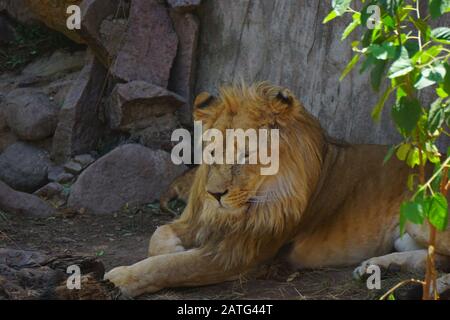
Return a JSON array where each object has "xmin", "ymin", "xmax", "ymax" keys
[{"xmin": 208, "ymin": 190, "xmax": 229, "ymax": 202}]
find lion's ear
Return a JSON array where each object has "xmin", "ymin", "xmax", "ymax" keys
[
  {"xmin": 194, "ymin": 92, "xmax": 216, "ymax": 110},
  {"xmin": 275, "ymin": 89, "xmax": 294, "ymax": 107}
]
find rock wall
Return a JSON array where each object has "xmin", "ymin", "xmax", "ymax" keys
[{"xmin": 195, "ymin": 0, "xmax": 399, "ymax": 144}]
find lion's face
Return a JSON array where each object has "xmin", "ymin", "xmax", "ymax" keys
[{"xmin": 193, "ymin": 84, "xmax": 305, "ymax": 212}]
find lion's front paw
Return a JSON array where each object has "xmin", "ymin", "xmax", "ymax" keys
[
  {"xmin": 104, "ymin": 266, "xmax": 135, "ymax": 296},
  {"xmin": 353, "ymin": 260, "xmax": 373, "ymax": 281}
]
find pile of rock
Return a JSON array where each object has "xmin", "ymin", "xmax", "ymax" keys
[{"xmin": 0, "ymin": 0, "xmax": 200, "ymax": 216}]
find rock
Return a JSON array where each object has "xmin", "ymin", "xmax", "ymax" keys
[
  {"xmin": 111, "ymin": 0, "xmax": 178, "ymax": 87},
  {"xmin": 47, "ymin": 165, "xmax": 64, "ymax": 181},
  {"xmin": 26, "ymin": 0, "xmax": 84, "ymax": 43},
  {"xmin": 4, "ymin": 89, "xmax": 59, "ymax": 141},
  {"xmin": 33, "ymin": 182, "xmax": 64, "ymax": 199},
  {"xmin": 0, "ymin": 131, "xmax": 17, "ymax": 153},
  {"xmin": 0, "ymin": 180, "xmax": 56, "ymax": 217},
  {"xmin": 51, "ymin": 51, "xmax": 106, "ymax": 164},
  {"xmin": 40, "ymin": 71, "xmax": 82, "ymax": 107},
  {"xmin": 64, "ymin": 161, "xmax": 83, "ymax": 175},
  {"xmin": 73, "ymin": 154, "xmax": 95, "ymax": 168},
  {"xmin": 132, "ymin": 113, "xmax": 180, "ymax": 152},
  {"xmin": 79, "ymin": 0, "xmax": 124, "ymax": 66},
  {"xmin": 34, "ymin": 182, "xmax": 67, "ymax": 208},
  {"xmin": 48, "ymin": 165, "xmax": 74, "ymax": 184},
  {"xmin": 0, "ymin": 13, "xmax": 16, "ymax": 44},
  {"xmin": 68, "ymin": 144, "xmax": 186, "ymax": 215},
  {"xmin": 0, "ymin": 0, "xmax": 38, "ymax": 25},
  {"xmin": 106, "ymin": 81, "xmax": 185, "ymax": 131},
  {"xmin": 169, "ymin": 11, "xmax": 199, "ymax": 125},
  {"xmin": 22, "ymin": 50, "xmax": 86, "ymax": 80},
  {"xmin": 168, "ymin": 0, "xmax": 202, "ymax": 12},
  {"xmin": 0, "ymin": 142, "xmax": 52, "ymax": 192},
  {"xmin": 98, "ymin": 17, "xmax": 127, "ymax": 64},
  {"xmin": 0, "ymin": 249, "xmax": 49, "ymax": 268}
]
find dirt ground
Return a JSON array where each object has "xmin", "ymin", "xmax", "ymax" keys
[{"xmin": 0, "ymin": 205, "xmax": 424, "ymax": 300}]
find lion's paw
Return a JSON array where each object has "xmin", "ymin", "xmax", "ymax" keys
[
  {"xmin": 353, "ymin": 260, "xmax": 374, "ymax": 281},
  {"xmin": 104, "ymin": 266, "xmax": 134, "ymax": 295}
]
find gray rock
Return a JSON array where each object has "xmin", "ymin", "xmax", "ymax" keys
[
  {"xmin": 57, "ymin": 173, "xmax": 74, "ymax": 184},
  {"xmin": 0, "ymin": 13, "xmax": 16, "ymax": 44},
  {"xmin": 48, "ymin": 165, "xmax": 74, "ymax": 184},
  {"xmin": 68, "ymin": 144, "xmax": 186, "ymax": 215},
  {"xmin": 0, "ymin": 180, "xmax": 56, "ymax": 217},
  {"xmin": 4, "ymin": 89, "xmax": 58, "ymax": 141},
  {"xmin": 0, "ymin": 142, "xmax": 51, "ymax": 192},
  {"xmin": 22, "ymin": 50, "xmax": 86, "ymax": 80},
  {"xmin": 132, "ymin": 113, "xmax": 180, "ymax": 152},
  {"xmin": 78, "ymin": 0, "xmax": 123, "ymax": 66},
  {"xmin": 51, "ymin": 51, "xmax": 106, "ymax": 164},
  {"xmin": 73, "ymin": 154, "xmax": 95, "ymax": 168},
  {"xmin": 0, "ymin": 131, "xmax": 17, "ymax": 154},
  {"xmin": 64, "ymin": 161, "xmax": 83, "ymax": 175},
  {"xmin": 0, "ymin": 0, "xmax": 38, "ymax": 25},
  {"xmin": 47, "ymin": 165, "xmax": 64, "ymax": 182},
  {"xmin": 111, "ymin": 0, "xmax": 178, "ymax": 87},
  {"xmin": 0, "ymin": 249, "xmax": 48, "ymax": 268},
  {"xmin": 106, "ymin": 81, "xmax": 185, "ymax": 131},
  {"xmin": 168, "ymin": 0, "xmax": 202, "ymax": 12},
  {"xmin": 33, "ymin": 182, "xmax": 64, "ymax": 199},
  {"xmin": 169, "ymin": 11, "xmax": 199, "ymax": 126}
]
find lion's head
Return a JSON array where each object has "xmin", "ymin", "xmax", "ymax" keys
[{"xmin": 177, "ymin": 83, "xmax": 328, "ymax": 268}]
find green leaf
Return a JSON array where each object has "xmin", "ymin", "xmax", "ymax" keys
[
  {"xmin": 415, "ymin": 63, "xmax": 447, "ymax": 90},
  {"xmin": 427, "ymin": 193, "xmax": 448, "ymax": 231},
  {"xmin": 332, "ymin": 0, "xmax": 352, "ymax": 16},
  {"xmin": 341, "ymin": 13, "xmax": 361, "ymax": 40},
  {"xmin": 406, "ymin": 147, "xmax": 422, "ymax": 168},
  {"xmin": 372, "ymin": 87, "xmax": 392, "ymax": 120},
  {"xmin": 429, "ymin": 0, "xmax": 450, "ymax": 19},
  {"xmin": 407, "ymin": 173, "xmax": 417, "ymax": 191},
  {"xmin": 382, "ymin": 15, "xmax": 395, "ymax": 29},
  {"xmin": 323, "ymin": 10, "xmax": 338, "ymax": 23},
  {"xmin": 371, "ymin": 60, "xmax": 387, "ymax": 91},
  {"xmin": 388, "ymin": 47, "xmax": 413, "ymax": 79},
  {"xmin": 383, "ymin": 145, "xmax": 396, "ymax": 164},
  {"xmin": 412, "ymin": 45, "xmax": 442, "ymax": 65},
  {"xmin": 396, "ymin": 143, "xmax": 411, "ymax": 161},
  {"xmin": 431, "ymin": 27, "xmax": 450, "ymax": 44},
  {"xmin": 428, "ymin": 98, "xmax": 444, "ymax": 133},
  {"xmin": 400, "ymin": 200, "xmax": 425, "ymax": 225},
  {"xmin": 340, "ymin": 54, "xmax": 360, "ymax": 81},
  {"xmin": 369, "ymin": 43, "xmax": 397, "ymax": 60},
  {"xmin": 380, "ymin": 0, "xmax": 403, "ymax": 15},
  {"xmin": 391, "ymin": 97, "xmax": 422, "ymax": 135}
]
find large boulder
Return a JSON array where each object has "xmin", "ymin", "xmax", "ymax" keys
[
  {"xmin": 4, "ymin": 89, "xmax": 59, "ymax": 141},
  {"xmin": 25, "ymin": 0, "xmax": 84, "ymax": 43},
  {"xmin": 169, "ymin": 11, "xmax": 199, "ymax": 126},
  {"xmin": 51, "ymin": 51, "xmax": 106, "ymax": 163},
  {"xmin": 0, "ymin": 180, "xmax": 56, "ymax": 217},
  {"xmin": 111, "ymin": 0, "xmax": 178, "ymax": 87},
  {"xmin": 79, "ymin": 0, "xmax": 124, "ymax": 66},
  {"xmin": 68, "ymin": 144, "xmax": 186, "ymax": 215},
  {"xmin": 168, "ymin": 0, "xmax": 202, "ymax": 12},
  {"xmin": 0, "ymin": 13, "xmax": 16, "ymax": 44},
  {"xmin": 0, "ymin": 142, "xmax": 52, "ymax": 192},
  {"xmin": 0, "ymin": 0, "xmax": 38, "ymax": 25},
  {"xmin": 105, "ymin": 81, "xmax": 185, "ymax": 131},
  {"xmin": 21, "ymin": 50, "xmax": 86, "ymax": 80}
]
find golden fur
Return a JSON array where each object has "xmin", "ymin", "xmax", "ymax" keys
[{"xmin": 105, "ymin": 83, "xmax": 450, "ymax": 297}]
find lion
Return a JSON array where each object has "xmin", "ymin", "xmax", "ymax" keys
[{"xmin": 105, "ymin": 83, "xmax": 450, "ymax": 298}]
